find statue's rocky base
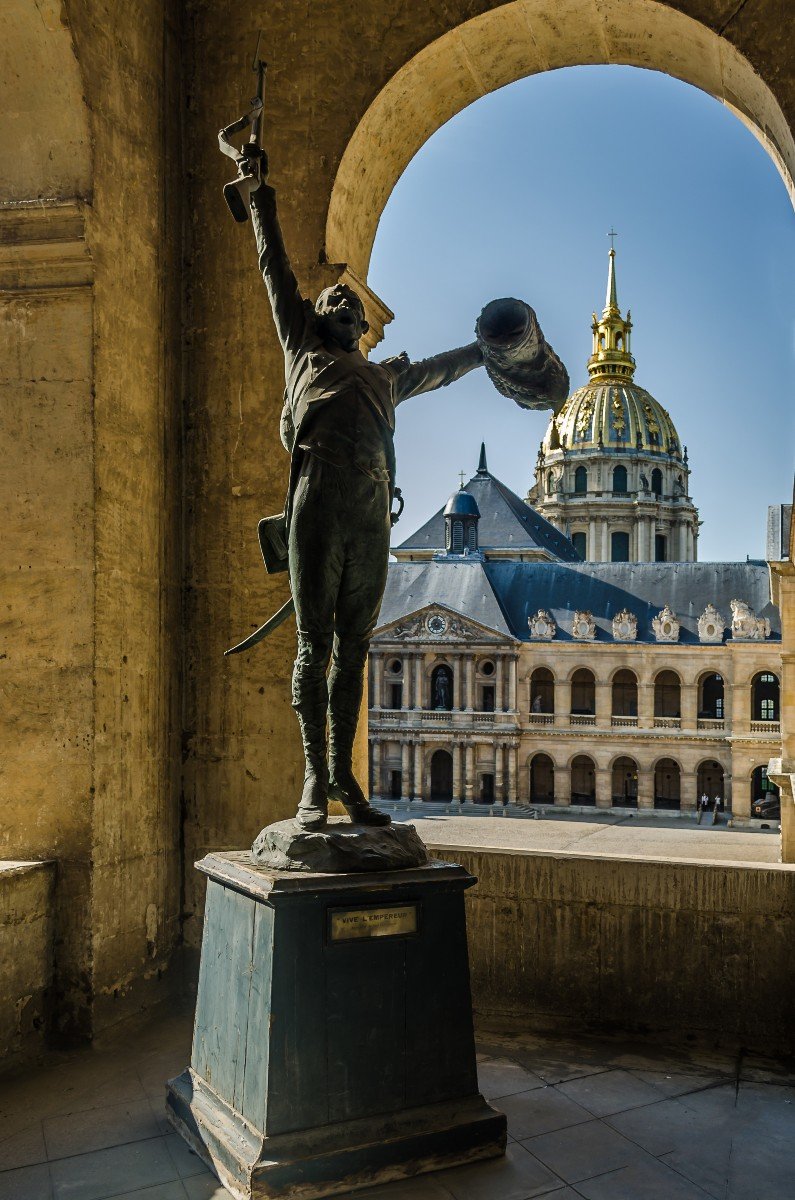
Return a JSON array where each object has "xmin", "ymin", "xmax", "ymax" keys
[
  {"xmin": 166, "ymin": 845, "xmax": 506, "ymax": 1200},
  {"xmin": 251, "ymin": 816, "xmax": 429, "ymax": 872}
]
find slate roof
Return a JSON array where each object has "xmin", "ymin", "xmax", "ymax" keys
[
  {"xmin": 395, "ymin": 464, "xmax": 580, "ymax": 562},
  {"xmin": 376, "ymin": 560, "xmax": 513, "ymax": 638},
  {"xmin": 377, "ymin": 559, "xmax": 779, "ymax": 644}
]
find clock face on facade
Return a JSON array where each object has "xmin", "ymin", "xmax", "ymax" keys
[{"xmin": 426, "ymin": 614, "xmax": 447, "ymax": 636}]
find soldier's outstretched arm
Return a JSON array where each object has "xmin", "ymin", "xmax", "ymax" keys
[
  {"xmin": 249, "ymin": 183, "xmax": 309, "ymax": 363},
  {"xmin": 389, "ymin": 342, "xmax": 484, "ymax": 405}
]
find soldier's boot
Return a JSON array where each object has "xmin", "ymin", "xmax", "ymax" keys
[
  {"xmin": 293, "ymin": 677, "xmax": 330, "ymax": 831},
  {"xmin": 328, "ymin": 668, "xmax": 391, "ymax": 827}
]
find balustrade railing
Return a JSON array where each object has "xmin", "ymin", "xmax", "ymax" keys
[
  {"xmin": 697, "ymin": 718, "xmax": 724, "ymax": 732},
  {"xmin": 654, "ymin": 717, "xmax": 681, "ymax": 729},
  {"xmin": 570, "ymin": 714, "xmax": 596, "ymax": 727},
  {"xmin": 528, "ymin": 713, "xmax": 554, "ymax": 725},
  {"xmin": 611, "ymin": 716, "xmax": 638, "ymax": 728},
  {"xmin": 750, "ymin": 720, "xmax": 780, "ymax": 735}
]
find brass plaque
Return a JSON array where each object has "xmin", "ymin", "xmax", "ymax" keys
[{"xmin": 329, "ymin": 904, "xmax": 418, "ymax": 942}]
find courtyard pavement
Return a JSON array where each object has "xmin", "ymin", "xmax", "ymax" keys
[
  {"xmin": 379, "ymin": 806, "xmax": 786, "ymax": 868},
  {"xmin": 1, "ymin": 1009, "xmax": 793, "ymax": 1199}
]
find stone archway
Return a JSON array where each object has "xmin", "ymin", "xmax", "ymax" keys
[
  {"xmin": 326, "ymin": 0, "xmax": 795, "ymax": 285},
  {"xmin": 430, "ymin": 749, "xmax": 454, "ymax": 800}
]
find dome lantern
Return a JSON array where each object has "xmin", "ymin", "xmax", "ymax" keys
[
  {"xmin": 443, "ymin": 484, "xmax": 480, "ymax": 555},
  {"xmin": 587, "ymin": 246, "xmax": 636, "ymax": 384}
]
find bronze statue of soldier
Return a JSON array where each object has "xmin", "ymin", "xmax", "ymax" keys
[{"xmin": 220, "ymin": 90, "xmax": 568, "ymax": 832}]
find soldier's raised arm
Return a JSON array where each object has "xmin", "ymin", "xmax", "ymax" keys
[
  {"xmin": 249, "ymin": 180, "xmax": 310, "ymax": 369},
  {"xmin": 388, "ymin": 343, "xmax": 484, "ymax": 405}
]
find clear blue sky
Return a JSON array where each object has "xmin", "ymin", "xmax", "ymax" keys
[{"xmin": 368, "ymin": 66, "xmax": 795, "ymax": 562}]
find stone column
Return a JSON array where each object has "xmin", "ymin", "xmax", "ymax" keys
[
  {"xmin": 453, "ymin": 654, "xmax": 463, "ymax": 710},
  {"xmin": 452, "ymin": 742, "xmax": 462, "ymax": 803},
  {"xmin": 413, "ymin": 741, "xmax": 423, "ymax": 803},
  {"xmin": 731, "ymin": 677, "xmax": 751, "ymax": 736},
  {"xmin": 495, "ymin": 656, "xmax": 504, "ymax": 711},
  {"xmin": 681, "ymin": 769, "xmax": 698, "ymax": 813},
  {"xmin": 595, "ymin": 680, "xmax": 611, "ymax": 728},
  {"xmin": 371, "ymin": 739, "xmax": 382, "ymax": 799},
  {"xmin": 637, "ymin": 765, "xmax": 654, "ymax": 810},
  {"xmin": 588, "ymin": 518, "xmax": 597, "ymax": 562},
  {"xmin": 595, "ymin": 765, "xmax": 612, "ymax": 809},
  {"xmin": 555, "ymin": 678, "xmax": 571, "ymax": 727},
  {"xmin": 414, "ymin": 656, "xmax": 424, "ymax": 709},
  {"xmin": 404, "ymin": 655, "xmax": 413, "ymax": 709},
  {"xmin": 400, "ymin": 740, "xmax": 410, "ymax": 801},
  {"xmin": 464, "ymin": 744, "xmax": 474, "ymax": 802},
  {"xmin": 495, "ymin": 744, "xmax": 504, "ymax": 803},
  {"xmin": 372, "ymin": 654, "xmax": 383, "ymax": 709},
  {"xmin": 465, "ymin": 657, "xmax": 475, "ymax": 711},
  {"xmin": 638, "ymin": 681, "xmax": 655, "ymax": 729},
  {"xmin": 508, "ymin": 657, "xmax": 518, "ymax": 712},
  {"xmin": 555, "ymin": 763, "xmax": 571, "ymax": 806},
  {"xmin": 601, "ymin": 521, "xmax": 610, "ymax": 563},
  {"xmin": 507, "ymin": 744, "xmax": 517, "ymax": 803},
  {"xmin": 680, "ymin": 682, "xmax": 698, "ymax": 732}
]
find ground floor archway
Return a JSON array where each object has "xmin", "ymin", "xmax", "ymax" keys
[
  {"xmin": 654, "ymin": 758, "xmax": 681, "ymax": 810},
  {"xmin": 571, "ymin": 755, "xmax": 596, "ymax": 806},
  {"xmin": 612, "ymin": 757, "xmax": 638, "ymax": 807},
  {"xmin": 530, "ymin": 753, "xmax": 554, "ymax": 804},
  {"xmin": 429, "ymin": 749, "xmax": 453, "ymax": 800},
  {"xmin": 697, "ymin": 760, "xmax": 725, "ymax": 809}
]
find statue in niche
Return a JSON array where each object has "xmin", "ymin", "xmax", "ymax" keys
[
  {"xmin": 639, "ymin": 471, "xmax": 649, "ymax": 491},
  {"xmin": 219, "ymin": 137, "xmax": 569, "ymax": 830},
  {"xmin": 433, "ymin": 668, "xmax": 453, "ymax": 711}
]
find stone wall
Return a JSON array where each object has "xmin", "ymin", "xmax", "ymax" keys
[
  {"xmin": 0, "ymin": 862, "xmax": 56, "ymax": 1071},
  {"xmin": 450, "ymin": 846, "xmax": 795, "ymax": 1054}
]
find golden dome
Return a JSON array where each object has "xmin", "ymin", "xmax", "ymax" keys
[
  {"xmin": 543, "ymin": 380, "xmax": 681, "ymax": 455},
  {"xmin": 542, "ymin": 246, "xmax": 682, "ymax": 458}
]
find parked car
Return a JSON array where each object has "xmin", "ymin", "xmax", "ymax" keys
[{"xmin": 752, "ymin": 796, "xmax": 781, "ymax": 819}]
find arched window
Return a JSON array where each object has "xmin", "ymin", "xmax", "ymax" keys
[
  {"xmin": 467, "ymin": 523, "xmax": 477, "ymax": 551},
  {"xmin": 571, "ymin": 755, "xmax": 596, "ymax": 805},
  {"xmin": 430, "ymin": 664, "xmax": 453, "ymax": 711},
  {"xmin": 574, "ymin": 465, "xmax": 587, "ymax": 494},
  {"xmin": 430, "ymin": 750, "xmax": 453, "ymax": 801},
  {"xmin": 612, "ymin": 670, "xmax": 638, "ymax": 717},
  {"xmin": 451, "ymin": 520, "xmax": 463, "ymax": 553},
  {"xmin": 530, "ymin": 754, "xmax": 554, "ymax": 804},
  {"xmin": 571, "ymin": 531, "xmax": 586, "ymax": 560},
  {"xmin": 612, "ymin": 757, "xmax": 638, "ymax": 807},
  {"xmin": 570, "ymin": 669, "xmax": 595, "ymax": 715},
  {"xmin": 611, "ymin": 531, "xmax": 630, "ymax": 562},
  {"xmin": 654, "ymin": 534, "xmax": 667, "ymax": 562},
  {"xmin": 654, "ymin": 670, "xmax": 681, "ymax": 718},
  {"xmin": 651, "ymin": 467, "xmax": 662, "ymax": 496},
  {"xmin": 654, "ymin": 758, "xmax": 681, "ymax": 810},
  {"xmin": 546, "ymin": 470, "xmax": 554, "ymax": 495},
  {"xmin": 752, "ymin": 672, "xmax": 779, "ymax": 721},
  {"xmin": 530, "ymin": 668, "xmax": 554, "ymax": 714},
  {"xmin": 699, "ymin": 673, "xmax": 724, "ymax": 720},
  {"xmin": 616, "ymin": 332, "xmax": 623, "ymax": 349},
  {"xmin": 613, "ymin": 465, "xmax": 628, "ymax": 493}
]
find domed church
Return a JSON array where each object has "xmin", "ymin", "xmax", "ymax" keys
[{"xmin": 527, "ymin": 247, "xmax": 699, "ymax": 564}]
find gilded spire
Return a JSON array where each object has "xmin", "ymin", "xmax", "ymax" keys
[
  {"xmin": 605, "ymin": 247, "xmax": 619, "ymax": 315},
  {"xmin": 587, "ymin": 243, "xmax": 635, "ymax": 384}
]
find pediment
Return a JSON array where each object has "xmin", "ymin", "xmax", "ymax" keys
[{"xmin": 374, "ymin": 603, "xmax": 510, "ymax": 645}]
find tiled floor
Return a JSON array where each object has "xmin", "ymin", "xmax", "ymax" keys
[{"xmin": 1, "ymin": 1011, "xmax": 794, "ymax": 1199}]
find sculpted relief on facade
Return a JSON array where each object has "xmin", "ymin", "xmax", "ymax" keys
[
  {"xmin": 730, "ymin": 599, "xmax": 770, "ymax": 641},
  {"xmin": 698, "ymin": 604, "xmax": 725, "ymax": 644},
  {"xmin": 612, "ymin": 609, "xmax": 638, "ymax": 641},
  {"xmin": 571, "ymin": 611, "xmax": 596, "ymax": 641},
  {"xmin": 652, "ymin": 604, "xmax": 680, "ymax": 643},
  {"xmin": 528, "ymin": 610, "xmax": 557, "ymax": 640}
]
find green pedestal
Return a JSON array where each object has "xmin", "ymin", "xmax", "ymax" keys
[{"xmin": 166, "ymin": 850, "xmax": 505, "ymax": 1200}]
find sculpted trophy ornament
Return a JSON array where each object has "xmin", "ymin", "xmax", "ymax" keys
[
  {"xmin": 217, "ymin": 107, "xmax": 569, "ymax": 834},
  {"xmin": 698, "ymin": 604, "xmax": 725, "ymax": 644},
  {"xmin": 652, "ymin": 604, "xmax": 680, "ymax": 643},
  {"xmin": 528, "ymin": 609, "xmax": 557, "ymax": 640},
  {"xmin": 612, "ymin": 609, "xmax": 638, "ymax": 641},
  {"xmin": 730, "ymin": 599, "xmax": 770, "ymax": 641},
  {"xmin": 571, "ymin": 611, "xmax": 596, "ymax": 641}
]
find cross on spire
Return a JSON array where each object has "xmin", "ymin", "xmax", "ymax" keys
[
  {"xmin": 458, "ymin": 470, "xmax": 466, "ymax": 489},
  {"xmin": 608, "ymin": 227, "xmax": 618, "ymax": 251}
]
